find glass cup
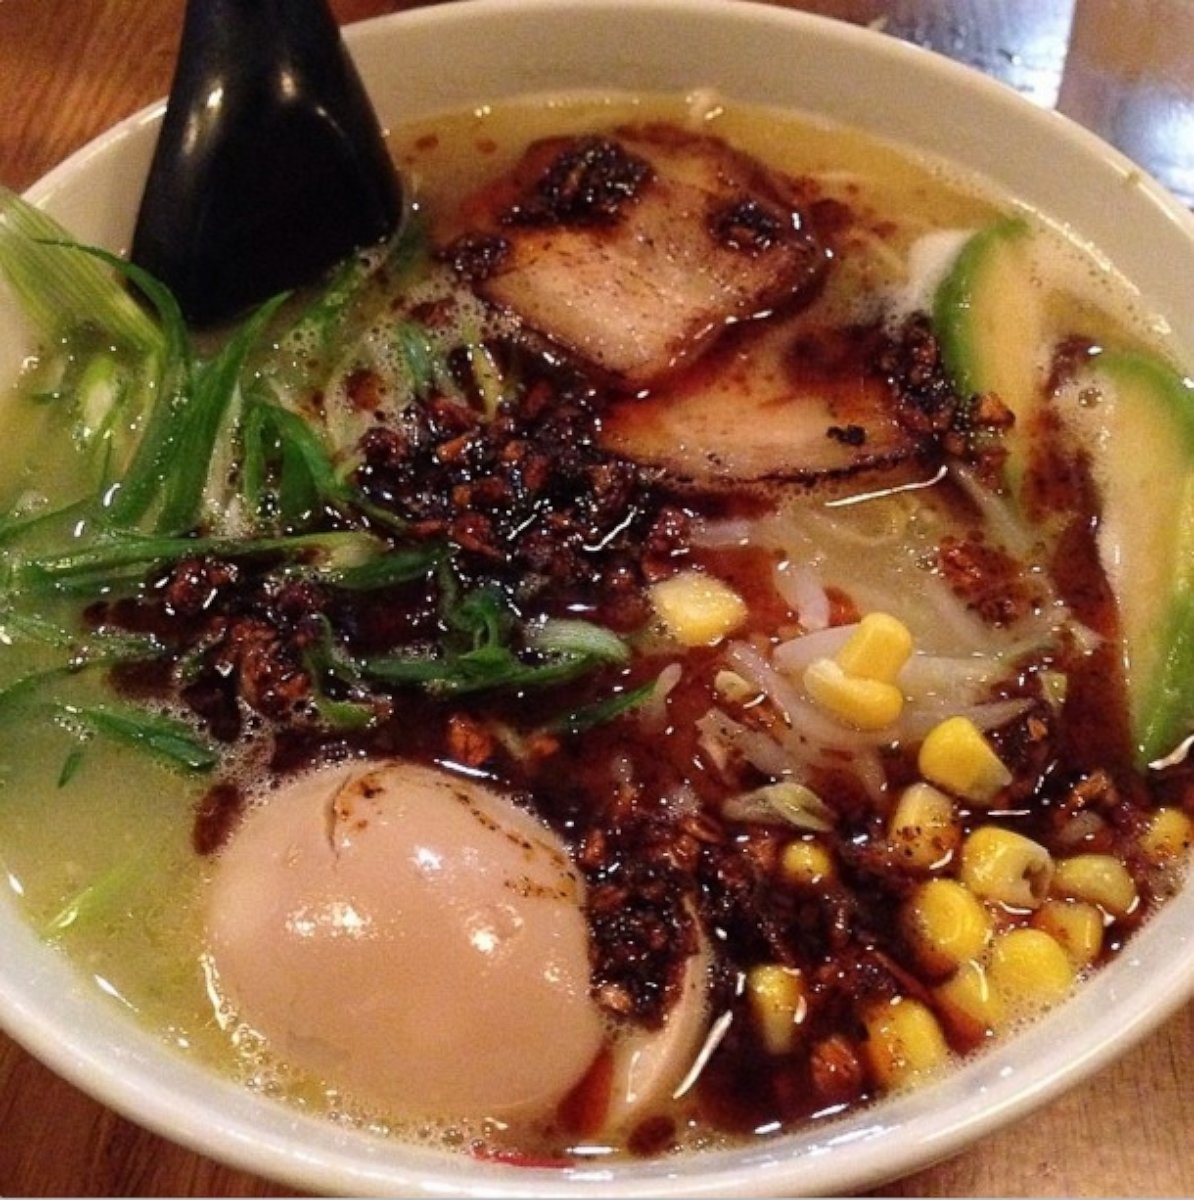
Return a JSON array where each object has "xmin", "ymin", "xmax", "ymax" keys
[{"xmin": 1057, "ymin": 0, "xmax": 1194, "ymax": 206}]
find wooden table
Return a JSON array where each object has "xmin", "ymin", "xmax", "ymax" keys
[{"xmin": 1, "ymin": 1, "xmax": 1192, "ymax": 1195}]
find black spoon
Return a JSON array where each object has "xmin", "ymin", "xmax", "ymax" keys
[{"xmin": 131, "ymin": 0, "xmax": 403, "ymax": 327}]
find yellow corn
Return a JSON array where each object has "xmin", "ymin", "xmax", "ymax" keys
[
  {"xmin": 902, "ymin": 878, "xmax": 993, "ymax": 976},
  {"xmin": 959, "ymin": 825, "xmax": 1054, "ymax": 910},
  {"xmin": 862, "ymin": 996, "xmax": 951, "ymax": 1091},
  {"xmin": 746, "ymin": 964, "xmax": 808, "ymax": 1055},
  {"xmin": 780, "ymin": 838, "xmax": 836, "ymax": 887},
  {"xmin": 986, "ymin": 927, "xmax": 1076, "ymax": 1016},
  {"xmin": 835, "ymin": 612, "xmax": 914, "ymax": 684},
  {"xmin": 803, "ymin": 657, "xmax": 904, "ymax": 730},
  {"xmin": 888, "ymin": 782, "xmax": 961, "ymax": 871},
  {"xmin": 934, "ymin": 958, "xmax": 1006, "ymax": 1040},
  {"xmin": 1031, "ymin": 899, "xmax": 1104, "ymax": 968},
  {"xmin": 918, "ymin": 716, "xmax": 1012, "ymax": 805},
  {"xmin": 1051, "ymin": 853, "xmax": 1139, "ymax": 918},
  {"xmin": 650, "ymin": 570, "xmax": 747, "ymax": 647},
  {"xmin": 1138, "ymin": 807, "xmax": 1194, "ymax": 863}
]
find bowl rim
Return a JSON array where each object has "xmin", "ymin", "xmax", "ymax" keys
[{"xmin": 4, "ymin": 1, "xmax": 1194, "ymax": 1196}]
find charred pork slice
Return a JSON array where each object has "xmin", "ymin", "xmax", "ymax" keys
[
  {"xmin": 600, "ymin": 318, "xmax": 931, "ymax": 490},
  {"xmin": 443, "ymin": 126, "xmax": 829, "ymax": 388}
]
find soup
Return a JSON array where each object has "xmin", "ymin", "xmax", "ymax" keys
[{"xmin": 1, "ymin": 90, "xmax": 1192, "ymax": 1164}]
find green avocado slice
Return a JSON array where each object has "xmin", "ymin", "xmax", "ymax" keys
[
  {"xmin": 934, "ymin": 217, "xmax": 1194, "ymax": 765},
  {"xmin": 1054, "ymin": 350, "xmax": 1194, "ymax": 766},
  {"xmin": 932, "ymin": 216, "xmax": 1045, "ymax": 488}
]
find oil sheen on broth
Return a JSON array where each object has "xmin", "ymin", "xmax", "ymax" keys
[{"xmin": 1, "ymin": 90, "xmax": 1192, "ymax": 1164}]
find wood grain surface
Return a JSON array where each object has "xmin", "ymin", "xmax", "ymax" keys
[{"xmin": 1, "ymin": 1, "xmax": 1192, "ymax": 1195}]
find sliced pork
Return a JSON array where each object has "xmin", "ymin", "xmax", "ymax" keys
[
  {"xmin": 600, "ymin": 317, "xmax": 935, "ymax": 490},
  {"xmin": 442, "ymin": 126, "xmax": 829, "ymax": 388}
]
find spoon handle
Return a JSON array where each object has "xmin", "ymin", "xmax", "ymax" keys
[{"xmin": 131, "ymin": 0, "xmax": 402, "ymax": 326}]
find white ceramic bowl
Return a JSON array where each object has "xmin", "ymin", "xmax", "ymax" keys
[{"xmin": 3, "ymin": 2, "xmax": 1194, "ymax": 1196}]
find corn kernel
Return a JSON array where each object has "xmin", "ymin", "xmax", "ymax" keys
[
  {"xmin": 862, "ymin": 996, "xmax": 950, "ymax": 1091},
  {"xmin": 835, "ymin": 612, "xmax": 914, "ymax": 684},
  {"xmin": 888, "ymin": 782, "xmax": 961, "ymax": 870},
  {"xmin": 918, "ymin": 716, "xmax": 1012, "ymax": 804},
  {"xmin": 902, "ymin": 879, "xmax": 993, "ymax": 976},
  {"xmin": 1139, "ymin": 807, "xmax": 1194, "ymax": 863},
  {"xmin": 780, "ymin": 838, "xmax": 836, "ymax": 887},
  {"xmin": 959, "ymin": 825, "xmax": 1053, "ymax": 910},
  {"xmin": 987, "ymin": 927, "xmax": 1076, "ymax": 1016},
  {"xmin": 934, "ymin": 959, "xmax": 1006, "ymax": 1040},
  {"xmin": 803, "ymin": 657, "xmax": 904, "ymax": 730},
  {"xmin": 651, "ymin": 570, "xmax": 747, "ymax": 647},
  {"xmin": 1031, "ymin": 899, "xmax": 1104, "ymax": 968},
  {"xmin": 746, "ymin": 964, "xmax": 808, "ymax": 1055},
  {"xmin": 1051, "ymin": 853, "xmax": 1138, "ymax": 918}
]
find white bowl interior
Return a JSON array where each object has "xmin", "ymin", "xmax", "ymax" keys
[{"xmin": 2, "ymin": 1, "xmax": 1194, "ymax": 1196}]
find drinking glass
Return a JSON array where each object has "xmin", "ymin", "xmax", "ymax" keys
[{"xmin": 1057, "ymin": 0, "xmax": 1194, "ymax": 205}]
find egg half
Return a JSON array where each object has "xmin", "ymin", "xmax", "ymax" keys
[{"xmin": 205, "ymin": 759, "xmax": 605, "ymax": 1122}]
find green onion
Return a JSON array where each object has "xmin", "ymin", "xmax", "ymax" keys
[
  {"xmin": 321, "ymin": 543, "xmax": 441, "ymax": 590},
  {"xmin": 392, "ymin": 319, "xmax": 443, "ymax": 400},
  {"xmin": 0, "ymin": 666, "xmax": 71, "ymax": 720},
  {"xmin": 276, "ymin": 422, "xmax": 322, "ymax": 525},
  {"xmin": 308, "ymin": 694, "xmax": 380, "ymax": 730},
  {"xmin": 55, "ymin": 702, "xmax": 219, "ymax": 772},
  {"xmin": 301, "ymin": 612, "xmax": 366, "ymax": 688},
  {"xmin": 155, "ymin": 292, "xmax": 289, "ymax": 534},
  {"xmin": 363, "ymin": 644, "xmax": 595, "ymax": 696},
  {"xmin": 526, "ymin": 617, "xmax": 630, "ymax": 665},
  {"xmin": 98, "ymin": 364, "xmax": 187, "ymax": 525},
  {"xmin": 359, "ymin": 652, "xmax": 458, "ymax": 687},
  {"xmin": 547, "ymin": 679, "xmax": 655, "ymax": 735},
  {"xmin": 0, "ymin": 190, "xmax": 163, "ymax": 357},
  {"xmin": 300, "ymin": 613, "xmax": 383, "ymax": 730},
  {"xmin": 363, "ymin": 582, "xmax": 623, "ymax": 697},
  {"xmin": 42, "ymin": 855, "xmax": 144, "ymax": 939},
  {"xmin": 282, "ymin": 217, "xmax": 427, "ymax": 363},
  {"xmin": 0, "ymin": 608, "xmax": 163, "ymax": 662},
  {"xmin": 238, "ymin": 396, "xmax": 271, "ymax": 518},
  {"xmin": 101, "ymin": 338, "xmax": 191, "ymax": 529},
  {"xmin": 0, "ymin": 642, "xmax": 166, "ymax": 723},
  {"xmin": 57, "ymin": 746, "xmax": 87, "ymax": 788},
  {"xmin": 447, "ymin": 585, "xmax": 510, "ymax": 647},
  {"xmin": 74, "ymin": 352, "xmax": 126, "ymax": 448},
  {"xmin": 39, "ymin": 244, "xmax": 287, "ymax": 536},
  {"xmin": 0, "ymin": 497, "xmax": 90, "ymax": 548},
  {"xmin": 290, "ymin": 253, "xmax": 373, "ymax": 359},
  {"xmin": 464, "ymin": 338, "xmax": 509, "ymax": 419},
  {"xmin": 12, "ymin": 528, "xmax": 392, "ymax": 596},
  {"xmin": 240, "ymin": 399, "xmax": 353, "ymax": 522}
]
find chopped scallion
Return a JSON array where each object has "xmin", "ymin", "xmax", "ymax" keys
[
  {"xmin": 546, "ymin": 679, "xmax": 655, "ymax": 735},
  {"xmin": 526, "ymin": 617, "xmax": 630, "ymax": 665},
  {"xmin": 55, "ymin": 702, "xmax": 219, "ymax": 772},
  {"xmin": 0, "ymin": 190, "xmax": 163, "ymax": 357}
]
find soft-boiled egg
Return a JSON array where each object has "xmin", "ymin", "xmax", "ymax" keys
[{"xmin": 205, "ymin": 759, "xmax": 605, "ymax": 1123}]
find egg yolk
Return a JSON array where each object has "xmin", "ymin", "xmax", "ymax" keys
[{"xmin": 205, "ymin": 759, "xmax": 604, "ymax": 1123}]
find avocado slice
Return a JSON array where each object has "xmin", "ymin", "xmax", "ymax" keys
[
  {"xmin": 932, "ymin": 217, "xmax": 1045, "ymax": 487},
  {"xmin": 1054, "ymin": 350, "xmax": 1194, "ymax": 765},
  {"xmin": 934, "ymin": 218, "xmax": 1194, "ymax": 765}
]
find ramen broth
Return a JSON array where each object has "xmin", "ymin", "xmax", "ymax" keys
[{"xmin": 0, "ymin": 91, "xmax": 1191, "ymax": 1161}]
